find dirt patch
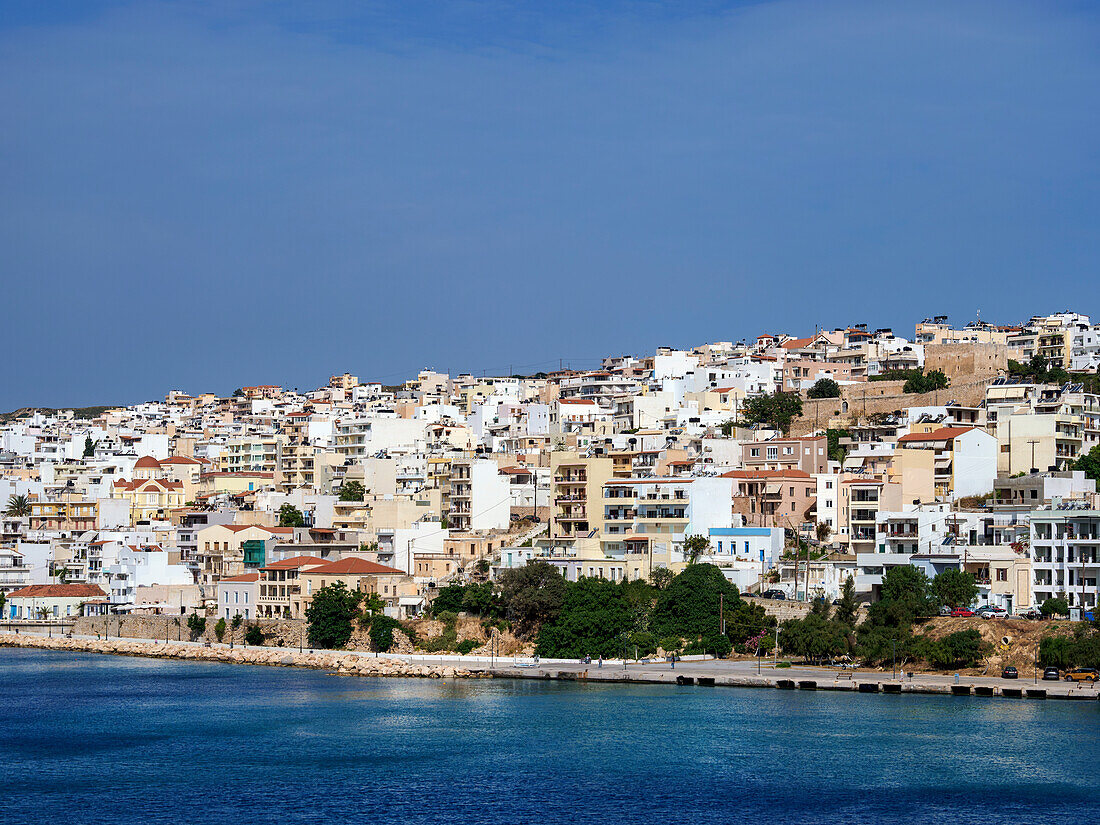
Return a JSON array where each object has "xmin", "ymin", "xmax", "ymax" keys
[{"xmin": 914, "ymin": 616, "xmax": 1075, "ymax": 675}]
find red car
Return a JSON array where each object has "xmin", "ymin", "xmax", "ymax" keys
[{"xmin": 949, "ymin": 608, "xmax": 975, "ymax": 617}]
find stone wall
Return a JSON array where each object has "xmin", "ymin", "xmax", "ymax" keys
[
  {"xmin": 73, "ymin": 615, "xmax": 308, "ymax": 648},
  {"xmin": 742, "ymin": 596, "xmax": 813, "ymax": 621},
  {"xmin": 924, "ymin": 343, "xmax": 1008, "ymax": 381},
  {"xmin": 791, "ymin": 376, "xmax": 993, "ymax": 435}
]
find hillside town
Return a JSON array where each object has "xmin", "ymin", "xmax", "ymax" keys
[{"xmin": 3, "ymin": 311, "xmax": 1100, "ymax": 630}]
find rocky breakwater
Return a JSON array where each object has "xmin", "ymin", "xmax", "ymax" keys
[{"xmin": 0, "ymin": 633, "xmax": 481, "ymax": 680}]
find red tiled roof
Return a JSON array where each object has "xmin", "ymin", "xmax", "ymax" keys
[
  {"xmin": 304, "ymin": 557, "xmax": 405, "ymax": 576},
  {"xmin": 220, "ymin": 573, "xmax": 260, "ymax": 582},
  {"xmin": 134, "ymin": 456, "xmax": 161, "ymax": 469},
  {"xmin": 781, "ymin": 336, "xmax": 816, "ymax": 350},
  {"xmin": 722, "ymin": 469, "xmax": 812, "ymax": 479},
  {"xmin": 261, "ymin": 555, "xmax": 326, "ymax": 570},
  {"xmin": 9, "ymin": 584, "xmax": 107, "ymax": 599}
]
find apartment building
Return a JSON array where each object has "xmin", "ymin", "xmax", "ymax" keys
[
  {"xmin": 741, "ymin": 435, "xmax": 828, "ymax": 475},
  {"xmin": 1030, "ymin": 509, "xmax": 1100, "ymax": 611},
  {"xmin": 727, "ymin": 469, "xmax": 816, "ymax": 528},
  {"xmin": 549, "ymin": 453, "xmax": 615, "ymax": 543},
  {"xmin": 447, "ymin": 458, "xmax": 510, "ymax": 531},
  {"xmin": 894, "ymin": 426, "xmax": 996, "ymax": 500}
]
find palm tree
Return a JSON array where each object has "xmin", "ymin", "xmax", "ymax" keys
[{"xmin": 4, "ymin": 494, "xmax": 31, "ymax": 518}]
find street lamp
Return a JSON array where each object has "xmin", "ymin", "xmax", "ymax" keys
[{"xmin": 892, "ymin": 638, "xmax": 896, "ymax": 680}]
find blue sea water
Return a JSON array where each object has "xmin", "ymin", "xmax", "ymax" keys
[{"xmin": 1, "ymin": 648, "xmax": 1097, "ymax": 825}]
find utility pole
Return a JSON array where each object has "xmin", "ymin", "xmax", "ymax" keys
[
  {"xmin": 1027, "ymin": 439, "xmax": 1040, "ymax": 473},
  {"xmin": 719, "ymin": 593, "xmax": 725, "ymax": 635}
]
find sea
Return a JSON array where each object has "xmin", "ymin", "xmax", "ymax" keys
[{"xmin": 1, "ymin": 648, "xmax": 1097, "ymax": 824}]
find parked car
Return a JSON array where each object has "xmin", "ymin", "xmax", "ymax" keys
[
  {"xmin": 939, "ymin": 605, "xmax": 952, "ymax": 616},
  {"xmin": 1001, "ymin": 666, "xmax": 1018, "ymax": 679},
  {"xmin": 978, "ymin": 606, "xmax": 1007, "ymax": 619},
  {"xmin": 1064, "ymin": 668, "xmax": 1099, "ymax": 683},
  {"xmin": 1043, "ymin": 667, "xmax": 1061, "ymax": 681},
  {"xmin": 949, "ymin": 608, "xmax": 976, "ymax": 617},
  {"xmin": 1014, "ymin": 608, "xmax": 1041, "ymax": 620},
  {"xmin": 760, "ymin": 589, "xmax": 787, "ymax": 600}
]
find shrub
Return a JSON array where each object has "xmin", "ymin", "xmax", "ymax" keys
[
  {"xmin": 455, "ymin": 639, "xmax": 479, "ymax": 655},
  {"xmin": 244, "ymin": 625, "xmax": 265, "ymax": 646},
  {"xmin": 1040, "ymin": 597, "xmax": 1070, "ymax": 618},
  {"xmin": 807, "ymin": 378, "xmax": 841, "ymax": 399},
  {"xmin": 186, "ymin": 613, "xmax": 206, "ymax": 640},
  {"xmin": 659, "ymin": 636, "xmax": 683, "ymax": 653},
  {"xmin": 916, "ymin": 629, "xmax": 988, "ymax": 669},
  {"xmin": 627, "ymin": 631, "xmax": 658, "ymax": 658},
  {"xmin": 231, "ymin": 614, "xmax": 243, "ymax": 630},
  {"xmin": 214, "ymin": 617, "xmax": 227, "ymax": 642},
  {"xmin": 369, "ymin": 615, "xmax": 403, "ymax": 652}
]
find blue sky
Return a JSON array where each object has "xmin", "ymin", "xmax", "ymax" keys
[{"xmin": 1, "ymin": 0, "xmax": 1098, "ymax": 408}]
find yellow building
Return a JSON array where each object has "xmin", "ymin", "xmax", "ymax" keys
[
  {"xmin": 111, "ymin": 478, "xmax": 185, "ymax": 522},
  {"xmin": 549, "ymin": 452, "xmax": 614, "ymax": 543},
  {"xmin": 300, "ymin": 557, "xmax": 419, "ymax": 616}
]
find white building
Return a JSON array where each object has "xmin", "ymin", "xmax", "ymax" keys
[{"xmin": 217, "ymin": 572, "xmax": 259, "ymax": 620}]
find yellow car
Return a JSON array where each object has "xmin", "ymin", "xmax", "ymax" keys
[{"xmin": 1064, "ymin": 668, "xmax": 1099, "ymax": 683}]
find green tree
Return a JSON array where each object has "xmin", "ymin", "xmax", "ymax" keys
[
  {"xmin": 880, "ymin": 565, "xmax": 932, "ymax": 610},
  {"xmin": 186, "ymin": 613, "xmax": 206, "ymax": 640},
  {"xmin": 682, "ymin": 534, "xmax": 711, "ymax": 565},
  {"xmin": 498, "ymin": 560, "xmax": 567, "ymax": 638},
  {"xmin": 826, "ymin": 428, "xmax": 851, "ymax": 464},
  {"xmin": 739, "ymin": 391, "xmax": 804, "ymax": 434},
  {"xmin": 368, "ymin": 614, "xmax": 403, "ymax": 652},
  {"xmin": 931, "ymin": 569, "xmax": 978, "ymax": 610},
  {"xmin": 461, "ymin": 582, "xmax": 504, "ymax": 617},
  {"xmin": 83, "ymin": 436, "xmax": 97, "ymax": 458},
  {"xmin": 245, "ymin": 625, "xmax": 265, "ymax": 646},
  {"xmin": 535, "ymin": 577, "xmax": 635, "ymax": 659},
  {"xmin": 815, "ymin": 522, "xmax": 832, "ymax": 543},
  {"xmin": 278, "ymin": 504, "xmax": 305, "ymax": 528},
  {"xmin": 807, "ymin": 378, "xmax": 841, "ymax": 399},
  {"xmin": 339, "ymin": 480, "xmax": 366, "ymax": 502},
  {"xmin": 834, "ymin": 575, "xmax": 858, "ymax": 626},
  {"xmin": 1072, "ymin": 445, "xmax": 1100, "ymax": 482},
  {"xmin": 903, "ymin": 369, "xmax": 950, "ymax": 394},
  {"xmin": 430, "ymin": 584, "xmax": 468, "ymax": 616},
  {"xmin": 214, "ymin": 617, "xmax": 227, "ymax": 641},
  {"xmin": 779, "ymin": 613, "xmax": 849, "ymax": 664},
  {"xmin": 1040, "ymin": 597, "xmax": 1070, "ymax": 618},
  {"xmin": 305, "ymin": 581, "xmax": 363, "ymax": 648},
  {"xmin": 650, "ymin": 567, "xmax": 674, "ymax": 591},
  {"xmin": 650, "ymin": 563, "xmax": 739, "ymax": 641},
  {"xmin": 4, "ymin": 494, "xmax": 31, "ymax": 517},
  {"xmin": 231, "ymin": 613, "xmax": 243, "ymax": 630}
]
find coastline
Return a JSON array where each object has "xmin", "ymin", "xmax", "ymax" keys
[{"xmin": 4, "ymin": 631, "xmax": 1099, "ymax": 701}]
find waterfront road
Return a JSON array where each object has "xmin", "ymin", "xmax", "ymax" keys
[{"xmin": 491, "ymin": 657, "xmax": 1100, "ymax": 699}]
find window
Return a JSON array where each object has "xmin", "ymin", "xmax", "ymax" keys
[
  {"xmin": 996, "ymin": 569, "xmax": 1007, "ymax": 582},
  {"xmin": 825, "ymin": 481, "xmax": 833, "ymax": 489},
  {"xmin": 750, "ymin": 448, "xmax": 760, "ymax": 457},
  {"xmin": 767, "ymin": 447, "xmax": 778, "ymax": 460},
  {"xmin": 744, "ymin": 541, "xmax": 750, "ymax": 554},
  {"xmin": 789, "ymin": 487, "xmax": 795, "ymax": 496},
  {"xmin": 784, "ymin": 446, "xmax": 793, "ymax": 455}
]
